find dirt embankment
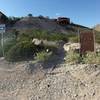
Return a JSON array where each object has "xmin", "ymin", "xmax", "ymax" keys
[{"xmin": 0, "ymin": 58, "xmax": 100, "ymax": 100}]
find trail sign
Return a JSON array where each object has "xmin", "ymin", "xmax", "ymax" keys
[
  {"xmin": 0, "ymin": 24, "xmax": 6, "ymax": 33},
  {"xmin": 0, "ymin": 24, "xmax": 6, "ymax": 57},
  {"xmin": 80, "ymin": 31, "xmax": 95, "ymax": 54}
]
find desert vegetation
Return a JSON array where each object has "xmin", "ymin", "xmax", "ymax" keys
[
  {"xmin": 0, "ymin": 28, "xmax": 100, "ymax": 64},
  {"xmin": 95, "ymin": 31, "xmax": 100, "ymax": 44},
  {"xmin": 0, "ymin": 29, "xmax": 79, "ymax": 61},
  {"xmin": 0, "ymin": 12, "xmax": 100, "ymax": 100},
  {"xmin": 65, "ymin": 50, "xmax": 100, "ymax": 64}
]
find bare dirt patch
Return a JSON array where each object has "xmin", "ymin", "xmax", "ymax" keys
[{"xmin": 0, "ymin": 58, "xmax": 100, "ymax": 100}]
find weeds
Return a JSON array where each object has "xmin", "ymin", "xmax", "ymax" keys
[
  {"xmin": 65, "ymin": 51, "xmax": 100, "ymax": 64},
  {"xmin": 35, "ymin": 51, "xmax": 52, "ymax": 62}
]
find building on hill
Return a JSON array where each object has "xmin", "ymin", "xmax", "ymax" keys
[{"xmin": 57, "ymin": 17, "xmax": 70, "ymax": 25}]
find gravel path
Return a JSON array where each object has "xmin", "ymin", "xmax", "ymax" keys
[{"xmin": 0, "ymin": 59, "xmax": 100, "ymax": 100}]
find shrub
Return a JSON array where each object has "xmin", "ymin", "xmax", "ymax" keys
[
  {"xmin": 5, "ymin": 41, "xmax": 35, "ymax": 62},
  {"xmin": 48, "ymin": 33, "xmax": 68, "ymax": 42},
  {"xmin": 4, "ymin": 39, "xmax": 17, "ymax": 54},
  {"xmin": 43, "ymin": 44, "xmax": 58, "ymax": 53},
  {"xmin": 68, "ymin": 36, "xmax": 79, "ymax": 43},
  {"xmin": 82, "ymin": 52, "xmax": 100, "ymax": 64},
  {"xmin": 28, "ymin": 14, "xmax": 33, "ymax": 17},
  {"xmin": 38, "ymin": 15, "xmax": 46, "ymax": 19},
  {"xmin": 65, "ymin": 50, "xmax": 100, "ymax": 64},
  {"xmin": 65, "ymin": 50, "xmax": 80, "ymax": 64},
  {"xmin": 18, "ymin": 33, "xmax": 32, "ymax": 42},
  {"xmin": 5, "ymin": 38, "xmax": 58, "ymax": 62},
  {"xmin": 0, "ymin": 45, "xmax": 3, "ymax": 57},
  {"xmin": 95, "ymin": 31, "xmax": 100, "ymax": 44},
  {"xmin": 0, "ymin": 32, "xmax": 17, "ymax": 57},
  {"xmin": 12, "ymin": 29, "xmax": 19, "ymax": 39},
  {"xmin": 35, "ymin": 51, "xmax": 52, "ymax": 62},
  {"xmin": 19, "ymin": 29, "xmax": 69, "ymax": 42}
]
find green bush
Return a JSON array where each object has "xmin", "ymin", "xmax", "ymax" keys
[
  {"xmin": 18, "ymin": 33, "xmax": 32, "ymax": 42},
  {"xmin": 65, "ymin": 50, "xmax": 80, "ymax": 64},
  {"xmin": 68, "ymin": 36, "xmax": 79, "ymax": 43},
  {"xmin": 5, "ymin": 41, "xmax": 35, "ymax": 62},
  {"xmin": 4, "ymin": 39, "xmax": 17, "ymax": 54},
  {"xmin": 43, "ymin": 44, "xmax": 58, "ymax": 53},
  {"xmin": 19, "ymin": 29, "xmax": 69, "ymax": 42},
  {"xmin": 0, "ymin": 45, "xmax": 3, "ymax": 57},
  {"xmin": 35, "ymin": 51, "xmax": 52, "ymax": 62},
  {"xmin": 95, "ymin": 31, "xmax": 100, "ymax": 44},
  {"xmin": 65, "ymin": 33, "xmax": 79, "ymax": 43},
  {"xmin": 65, "ymin": 50, "xmax": 100, "ymax": 64},
  {"xmin": 48, "ymin": 33, "xmax": 68, "ymax": 42},
  {"xmin": 82, "ymin": 52, "xmax": 100, "ymax": 64},
  {"xmin": 5, "ymin": 39, "xmax": 58, "ymax": 62}
]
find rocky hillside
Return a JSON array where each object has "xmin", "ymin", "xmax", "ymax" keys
[
  {"xmin": 0, "ymin": 11, "xmax": 91, "ymax": 34},
  {"xmin": 10, "ymin": 17, "xmax": 91, "ymax": 34},
  {"xmin": 12, "ymin": 16, "xmax": 69, "ymax": 34},
  {"xmin": 94, "ymin": 24, "xmax": 100, "ymax": 32}
]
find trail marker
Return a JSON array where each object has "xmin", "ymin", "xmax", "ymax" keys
[{"xmin": 0, "ymin": 24, "xmax": 6, "ymax": 57}]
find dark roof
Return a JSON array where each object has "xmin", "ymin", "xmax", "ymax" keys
[{"xmin": 58, "ymin": 17, "xmax": 70, "ymax": 20}]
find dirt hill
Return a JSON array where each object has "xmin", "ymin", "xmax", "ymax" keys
[
  {"xmin": 0, "ymin": 12, "xmax": 89, "ymax": 34},
  {"xmin": 94, "ymin": 24, "xmax": 100, "ymax": 32},
  {"xmin": 0, "ymin": 11, "xmax": 92, "ymax": 34},
  {"xmin": 12, "ymin": 16, "xmax": 69, "ymax": 34},
  {"xmin": 12, "ymin": 16, "xmax": 91, "ymax": 34}
]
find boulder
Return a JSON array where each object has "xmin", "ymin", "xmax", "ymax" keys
[
  {"xmin": 25, "ymin": 61, "xmax": 43, "ymax": 74},
  {"xmin": 63, "ymin": 43, "xmax": 80, "ymax": 52},
  {"xmin": 32, "ymin": 38, "xmax": 42, "ymax": 45},
  {"xmin": 32, "ymin": 38, "xmax": 58, "ymax": 47}
]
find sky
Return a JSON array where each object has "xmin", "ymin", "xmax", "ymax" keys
[{"xmin": 0, "ymin": 0, "xmax": 100, "ymax": 27}]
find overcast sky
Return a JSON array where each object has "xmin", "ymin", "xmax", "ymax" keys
[{"xmin": 0, "ymin": 0, "xmax": 99, "ymax": 27}]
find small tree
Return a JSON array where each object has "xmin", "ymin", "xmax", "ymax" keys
[{"xmin": 28, "ymin": 14, "xmax": 33, "ymax": 17}]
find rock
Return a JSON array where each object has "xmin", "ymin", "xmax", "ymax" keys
[
  {"xmin": 25, "ymin": 63, "xmax": 35, "ymax": 74},
  {"xmin": 63, "ymin": 43, "xmax": 80, "ymax": 52},
  {"xmin": 32, "ymin": 38, "xmax": 58, "ymax": 47},
  {"xmin": 43, "ymin": 40, "xmax": 58, "ymax": 47},
  {"xmin": 32, "ymin": 38, "xmax": 42, "ymax": 45},
  {"xmin": 24, "ymin": 62, "xmax": 43, "ymax": 74}
]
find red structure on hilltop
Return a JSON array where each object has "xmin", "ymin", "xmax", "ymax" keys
[{"xmin": 57, "ymin": 17, "xmax": 70, "ymax": 25}]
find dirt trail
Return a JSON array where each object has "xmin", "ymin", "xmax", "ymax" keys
[
  {"xmin": 0, "ymin": 58, "xmax": 100, "ymax": 100},
  {"xmin": 0, "ymin": 57, "xmax": 14, "ymax": 69}
]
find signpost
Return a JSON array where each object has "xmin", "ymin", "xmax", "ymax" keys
[
  {"xmin": 0, "ymin": 24, "xmax": 6, "ymax": 57},
  {"xmin": 80, "ymin": 31, "xmax": 95, "ymax": 55}
]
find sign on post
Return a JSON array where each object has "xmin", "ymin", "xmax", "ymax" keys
[
  {"xmin": 0, "ymin": 24, "xmax": 6, "ymax": 57},
  {"xmin": 0, "ymin": 24, "xmax": 6, "ymax": 33},
  {"xmin": 80, "ymin": 31, "xmax": 95, "ymax": 54}
]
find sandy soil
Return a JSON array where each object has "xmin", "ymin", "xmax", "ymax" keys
[{"xmin": 0, "ymin": 57, "xmax": 100, "ymax": 100}]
